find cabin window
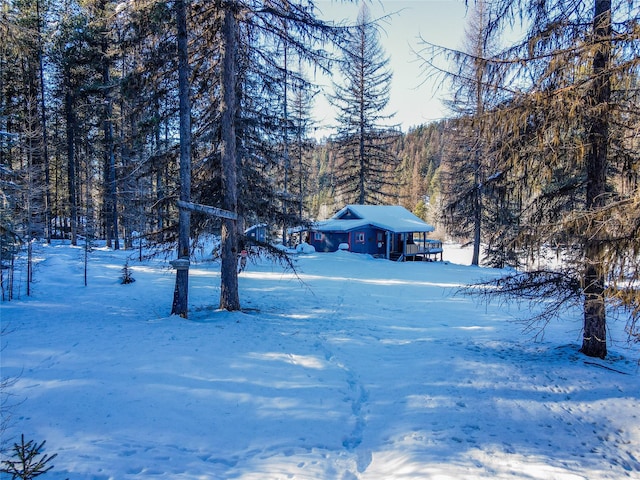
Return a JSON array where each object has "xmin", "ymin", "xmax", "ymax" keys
[
  {"xmin": 355, "ymin": 232, "xmax": 365, "ymax": 243},
  {"xmin": 376, "ymin": 232, "xmax": 384, "ymax": 242},
  {"xmin": 314, "ymin": 232, "xmax": 322, "ymax": 241}
]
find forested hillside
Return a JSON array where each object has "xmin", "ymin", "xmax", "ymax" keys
[{"xmin": 306, "ymin": 122, "xmax": 447, "ymax": 225}]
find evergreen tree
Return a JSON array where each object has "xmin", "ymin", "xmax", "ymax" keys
[
  {"xmin": 171, "ymin": 0, "xmax": 192, "ymax": 318},
  {"xmin": 218, "ymin": 4, "xmax": 240, "ymax": 311},
  {"xmin": 289, "ymin": 69, "xmax": 316, "ymax": 220},
  {"xmin": 1, "ymin": 1, "xmax": 39, "ymax": 240},
  {"xmin": 0, "ymin": 434, "xmax": 57, "ymax": 479},
  {"xmin": 329, "ymin": 4, "xmax": 399, "ymax": 205},
  {"xmin": 0, "ymin": 0, "xmax": 55, "ymax": 295},
  {"xmin": 417, "ymin": 1, "xmax": 506, "ymax": 266},
  {"xmin": 448, "ymin": 0, "xmax": 497, "ymax": 266},
  {"xmin": 417, "ymin": 0, "xmax": 640, "ymax": 358},
  {"xmin": 118, "ymin": 0, "xmax": 178, "ymax": 244},
  {"xmin": 189, "ymin": 0, "xmax": 345, "ymax": 311}
]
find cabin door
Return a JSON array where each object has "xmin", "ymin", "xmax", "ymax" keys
[{"xmin": 374, "ymin": 230, "xmax": 386, "ymax": 256}]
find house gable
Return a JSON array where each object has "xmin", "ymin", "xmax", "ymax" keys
[{"xmin": 335, "ymin": 207, "xmax": 363, "ymax": 220}]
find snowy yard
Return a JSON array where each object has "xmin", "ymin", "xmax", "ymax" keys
[{"xmin": 1, "ymin": 242, "xmax": 639, "ymax": 479}]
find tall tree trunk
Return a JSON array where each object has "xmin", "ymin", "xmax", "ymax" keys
[
  {"xmin": 171, "ymin": 0, "xmax": 192, "ymax": 318},
  {"xmin": 282, "ymin": 44, "xmax": 289, "ymax": 246},
  {"xmin": 104, "ymin": 95, "xmax": 118, "ymax": 249},
  {"xmin": 36, "ymin": 0, "xmax": 51, "ymax": 244},
  {"xmin": 65, "ymin": 89, "xmax": 78, "ymax": 246},
  {"xmin": 358, "ymin": 123, "xmax": 365, "ymax": 205},
  {"xmin": 471, "ymin": 2, "xmax": 488, "ymax": 267},
  {"xmin": 219, "ymin": 5, "xmax": 240, "ymax": 311},
  {"xmin": 154, "ymin": 98, "xmax": 164, "ymax": 242},
  {"xmin": 471, "ymin": 127, "xmax": 483, "ymax": 267},
  {"xmin": 472, "ymin": 161, "xmax": 481, "ymax": 266},
  {"xmin": 580, "ymin": 0, "xmax": 611, "ymax": 359},
  {"xmin": 101, "ymin": 19, "xmax": 119, "ymax": 250}
]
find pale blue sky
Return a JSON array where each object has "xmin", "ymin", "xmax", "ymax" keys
[{"xmin": 313, "ymin": 0, "xmax": 471, "ymax": 138}]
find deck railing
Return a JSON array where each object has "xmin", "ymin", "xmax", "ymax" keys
[{"xmin": 402, "ymin": 239, "xmax": 443, "ymax": 261}]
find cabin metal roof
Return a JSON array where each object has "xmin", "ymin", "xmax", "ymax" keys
[{"xmin": 312, "ymin": 205, "xmax": 434, "ymax": 234}]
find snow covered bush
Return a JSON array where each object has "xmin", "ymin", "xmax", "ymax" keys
[{"xmin": 296, "ymin": 242, "xmax": 316, "ymax": 254}]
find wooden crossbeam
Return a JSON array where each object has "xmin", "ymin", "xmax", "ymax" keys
[{"xmin": 177, "ymin": 200, "xmax": 237, "ymax": 220}]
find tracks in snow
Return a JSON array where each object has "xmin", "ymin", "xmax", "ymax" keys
[{"xmin": 312, "ymin": 276, "xmax": 374, "ymax": 478}]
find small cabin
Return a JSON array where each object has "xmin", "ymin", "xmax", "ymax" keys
[
  {"xmin": 244, "ymin": 223, "xmax": 268, "ymax": 244},
  {"xmin": 308, "ymin": 205, "xmax": 443, "ymax": 261}
]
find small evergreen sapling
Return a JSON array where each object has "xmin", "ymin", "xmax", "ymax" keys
[
  {"xmin": 0, "ymin": 434, "xmax": 57, "ymax": 479},
  {"xmin": 120, "ymin": 261, "xmax": 135, "ymax": 284}
]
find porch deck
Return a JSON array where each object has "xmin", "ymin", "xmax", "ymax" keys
[{"xmin": 393, "ymin": 239, "xmax": 443, "ymax": 262}]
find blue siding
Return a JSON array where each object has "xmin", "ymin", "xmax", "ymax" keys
[
  {"xmin": 349, "ymin": 226, "xmax": 386, "ymax": 256},
  {"xmin": 245, "ymin": 225, "xmax": 267, "ymax": 243},
  {"xmin": 310, "ymin": 226, "xmax": 387, "ymax": 256},
  {"xmin": 310, "ymin": 232, "xmax": 349, "ymax": 252}
]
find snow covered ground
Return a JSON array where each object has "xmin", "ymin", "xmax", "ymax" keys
[{"xmin": 1, "ymin": 241, "xmax": 639, "ymax": 479}]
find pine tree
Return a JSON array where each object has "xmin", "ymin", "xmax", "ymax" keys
[
  {"xmin": 0, "ymin": 434, "xmax": 57, "ymax": 479},
  {"xmin": 187, "ymin": 0, "xmax": 346, "ymax": 311},
  {"xmin": 329, "ymin": 4, "xmax": 399, "ymax": 205},
  {"xmin": 219, "ymin": 4, "xmax": 240, "ymax": 311},
  {"xmin": 118, "ymin": 0, "xmax": 177, "ymax": 245},
  {"xmin": 418, "ymin": 0, "xmax": 640, "ymax": 358},
  {"xmin": 170, "ymin": 0, "xmax": 192, "ymax": 317},
  {"xmin": 289, "ymin": 69, "xmax": 316, "ymax": 220},
  {"xmin": 49, "ymin": 3, "xmax": 105, "ymax": 246},
  {"xmin": 418, "ymin": 1, "xmax": 501, "ymax": 266}
]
